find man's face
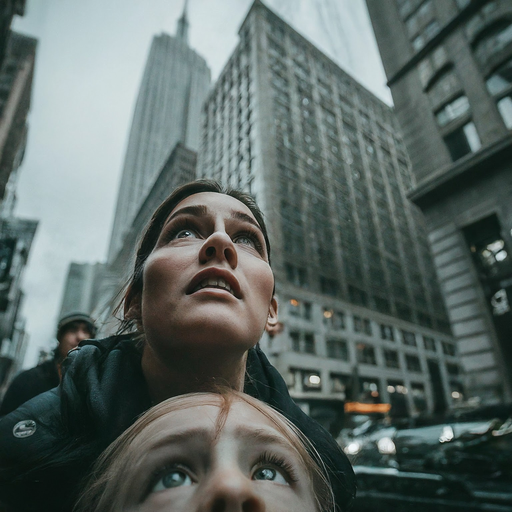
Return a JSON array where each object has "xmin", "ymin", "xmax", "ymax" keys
[{"xmin": 58, "ymin": 321, "xmax": 92, "ymax": 359}]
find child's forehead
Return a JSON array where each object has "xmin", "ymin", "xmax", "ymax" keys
[{"xmin": 142, "ymin": 398, "xmax": 289, "ymax": 446}]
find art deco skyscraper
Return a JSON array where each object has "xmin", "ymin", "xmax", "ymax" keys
[
  {"xmin": 198, "ymin": 0, "xmax": 460, "ymax": 427},
  {"xmin": 107, "ymin": 5, "xmax": 210, "ymax": 262},
  {"xmin": 366, "ymin": 0, "xmax": 512, "ymax": 403}
]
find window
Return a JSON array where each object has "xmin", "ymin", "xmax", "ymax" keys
[
  {"xmin": 406, "ymin": 354, "xmax": 422, "ymax": 372},
  {"xmin": 486, "ymin": 57, "xmax": 512, "ymax": 130},
  {"xmin": 289, "ymin": 299, "xmax": 300, "ymax": 317},
  {"xmin": 320, "ymin": 276, "xmax": 338, "ymax": 297},
  {"xmin": 474, "ymin": 22, "xmax": 512, "ymax": 67},
  {"xmin": 428, "ymin": 69, "xmax": 460, "ymax": 107},
  {"xmin": 423, "ymin": 336, "xmax": 436, "ymax": 351},
  {"xmin": 446, "ymin": 363, "xmax": 460, "ymax": 376},
  {"xmin": 290, "ymin": 331, "xmax": 301, "ymax": 352},
  {"xmin": 444, "ymin": 122, "xmax": 481, "ymax": 160},
  {"xmin": 326, "ymin": 339, "xmax": 349, "ymax": 360},
  {"xmin": 356, "ymin": 343, "xmax": 377, "ymax": 365},
  {"xmin": 442, "ymin": 341, "xmax": 456, "ymax": 356},
  {"xmin": 290, "ymin": 331, "xmax": 316, "ymax": 353},
  {"xmin": 497, "ymin": 95, "xmax": 512, "ymax": 128},
  {"xmin": 384, "ymin": 349, "xmax": 400, "ymax": 368},
  {"xmin": 303, "ymin": 302, "xmax": 312, "ymax": 321},
  {"xmin": 435, "ymin": 96, "xmax": 470, "ymax": 127},
  {"xmin": 348, "ymin": 285, "xmax": 368, "ymax": 306},
  {"xmin": 401, "ymin": 330, "xmax": 417, "ymax": 346},
  {"xmin": 288, "ymin": 299, "xmax": 312, "ymax": 320},
  {"xmin": 304, "ymin": 333, "xmax": 316, "ymax": 354},
  {"xmin": 285, "ymin": 263, "xmax": 308, "ymax": 287},
  {"xmin": 380, "ymin": 324, "xmax": 395, "ymax": 341},
  {"xmin": 323, "ymin": 308, "xmax": 345, "ymax": 329},
  {"xmin": 486, "ymin": 58, "xmax": 512, "ymax": 96},
  {"xmin": 333, "ymin": 310, "xmax": 346, "ymax": 329},
  {"xmin": 418, "ymin": 46, "xmax": 448, "ymax": 86},
  {"xmin": 301, "ymin": 370, "xmax": 322, "ymax": 391}
]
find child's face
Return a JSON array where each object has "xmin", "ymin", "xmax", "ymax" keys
[{"xmin": 120, "ymin": 399, "xmax": 318, "ymax": 512}]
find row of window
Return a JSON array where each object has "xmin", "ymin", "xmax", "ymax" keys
[
  {"xmin": 288, "ymin": 299, "xmax": 455, "ymax": 353},
  {"xmin": 289, "ymin": 329, "xmax": 458, "ymax": 365},
  {"xmin": 288, "ymin": 369, "xmax": 461, "ymax": 410}
]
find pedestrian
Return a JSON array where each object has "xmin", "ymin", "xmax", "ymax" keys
[
  {"xmin": 0, "ymin": 312, "xmax": 96, "ymax": 416},
  {"xmin": 0, "ymin": 180, "xmax": 355, "ymax": 512},
  {"xmin": 74, "ymin": 391, "xmax": 335, "ymax": 512}
]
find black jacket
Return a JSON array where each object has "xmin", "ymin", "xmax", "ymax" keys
[
  {"xmin": 0, "ymin": 360, "xmax": 60, "ymax": 416},
  {"xmin": 0, "ymin": 335, "xmax": 355, "ymax": 511}
]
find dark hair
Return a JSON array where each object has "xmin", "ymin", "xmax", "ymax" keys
[{"xmin": 117, "ymin": 179, "xmax": 272, "ymax": 333}]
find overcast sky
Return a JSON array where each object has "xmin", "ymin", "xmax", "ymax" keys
[{"xmin": 12, "ymin": 0, "xmax": 391, "ymax": 368}]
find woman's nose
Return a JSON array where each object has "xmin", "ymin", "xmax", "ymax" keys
[
  {"xmin": 198, "ymin": 469, "xmax": 266, "ymax": 512},
  {"xmin": 199, "ymin": 231, "xmax": 238, "ymax": 269}
]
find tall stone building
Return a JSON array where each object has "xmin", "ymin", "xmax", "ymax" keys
[
  {"xmin": 198, "ymin": 0, "xmax": 461, "ymax": 426},
  {"xmin": 107, "ymin": 5, "xmax": 210, "ymax": 263},
  {"xmin": 0, "ymin": 29, "xmax": 37, "ymax": 395},
  {"xmin": 58, "ymin": 262, "xmax": 106, "ymax": 318},
  {"xmin": 366, "ymin": 0, "xmax": 512, "ymax": 403}
]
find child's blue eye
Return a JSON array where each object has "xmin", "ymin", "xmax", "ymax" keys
[
  {"xmin": 252, "ymin": 466, "xmax": 289, "ymax": 485},
  {"xmin": 151, "ymin": 469, "xmax": 194, "ymax": 492}
]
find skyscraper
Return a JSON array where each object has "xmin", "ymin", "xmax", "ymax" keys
[
  {"xmin": 0, "ymin": 29, "xmax": 37, "ymax": 394},
  {"xmin": 107, "ymin": 5, "xmax": 210, "ymax": 262},
  {"xmin": 366, "ymin": 0, "xmax": 512, "ymax": 403},
  {"xmin": 58, "ymin": 262, "xmax": 106, "ymax": 318},
  {"xmin": 198, "ymin": 0, "xmax": 460, "ymax": 427}
]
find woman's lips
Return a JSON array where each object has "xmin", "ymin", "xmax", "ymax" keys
[{"xmin": 187, "ymin": 268, "xmax": 242, "ymax": 298}]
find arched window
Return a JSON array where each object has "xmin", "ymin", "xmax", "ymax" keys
[
  {"xmin": 473, "ymin": 20, "xmax": 512, "ymax": 66},
  {"xmin": 426, "ymin": 65, "xmax": 461, "ymax": 107},
  {"xmin": 486, "ymin": 57, "xmax": 512, "ymax": 129}
]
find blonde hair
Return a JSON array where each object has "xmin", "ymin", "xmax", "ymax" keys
[{"xmin": 74, "ymin": 391, "xmax": 334, "ymax": 512}]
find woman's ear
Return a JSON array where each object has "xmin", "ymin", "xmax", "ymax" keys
[
  {"xmin": 124, "ymin": 285, "xmax": 142, "ymax": 322},
  {"xmin": 265, "ymin": 297, "xmax": 279, "ymax": 335}
]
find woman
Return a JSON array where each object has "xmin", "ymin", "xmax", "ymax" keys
[
  {"xmin": 0, "ymin": 180, "xmax": 354, "ymax": 512},
  {"xmin": 75, "ymin": 391, "xmax": 335, "ymax": 512}
]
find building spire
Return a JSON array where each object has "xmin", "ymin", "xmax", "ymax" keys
[{"xmin": 176, "ymin": 0, "xmax": 189, "ymax": 44}]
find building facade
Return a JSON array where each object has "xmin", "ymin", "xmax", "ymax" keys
[
  {"xmin": 58, "ymin": 262, "xmax": 106, "ymax": 318},
  {"xmin": 0, "ymin": 27, "xmax": 37, "ymax": 395},
  {"xmin": 198, "ymin": 0, "xmax": 461, "ymax": 428},
  {"xmin": 366, "ymin": 0, "xmax": 512, "ymax": 402},
  {"xmin": 93, "ymin": 144, "xmax": 198, "ymax": 335},
  {"xmin": 107, "ymin": 7, "xmax": 210, "ymax": 263}
]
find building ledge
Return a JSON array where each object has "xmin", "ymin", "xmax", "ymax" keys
[{"xmin": 408, "ymin": 134, "xmax": 512, "ymax": 208}]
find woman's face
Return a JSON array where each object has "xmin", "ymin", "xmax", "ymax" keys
[
  {"xmin": 136, "ymin": 192, "xmax": 277, "ymax": 360},
  {"xmin": 119, "ymin": 399, "xmax": 318, "ymax": 512}
]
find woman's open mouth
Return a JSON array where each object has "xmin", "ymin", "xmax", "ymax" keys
[{"xmin": 191, "ymin": 277, "xmax": 234, "ymax": 295}]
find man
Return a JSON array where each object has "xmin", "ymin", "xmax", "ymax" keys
[{"xmin": 0, "ymin": 312, "xmax": 96, "ymax": 415}]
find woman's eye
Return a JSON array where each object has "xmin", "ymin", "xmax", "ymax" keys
[
  {"xmin": 252, "ymin": 467, "xmax": 289, "ymax": 485},
  {"xmin": 172, "ymin": 229, "xmax": 198, "ymax": 240},
  {"xmin": 151, "ymin": 469, "xmax": 194, "ymax": 492},
  {"xmin": 233, "ymin": 234, "xmax": 256, "ymax": 248}
]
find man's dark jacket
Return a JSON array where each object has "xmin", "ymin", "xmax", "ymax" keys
[
  {"xmin": 0, "ymin": 360, "xmax": 60, "ymax": 416},
  {"xmin": 0, "ymin": 335, "xmax": 355, "ymax": 511}
]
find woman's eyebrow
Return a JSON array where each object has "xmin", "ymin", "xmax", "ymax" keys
[
  {"xmin": 165, "ymin": 205, "xmax": 208, "ymax": 225},
  {"xmin": 230, "ymin": 211, "xmax": 263, "ymax": 233}
]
